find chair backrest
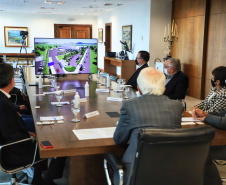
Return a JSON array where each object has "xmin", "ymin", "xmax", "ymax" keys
[
  {"xmin": 0, "ymin": 138, "xmax": 37, "ymax": 174},
  {"xmin": 130, "ymin": 126, "xmax": 215, "ymax": 185}
]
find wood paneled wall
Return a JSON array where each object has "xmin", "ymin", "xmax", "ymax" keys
[
  {"xmin": 205, "ymin": 0, "xmax": 226, "ymax": 97},
  {"xmin": 172, "ymin": 0, "xmax": 207, "ymax": 99}
]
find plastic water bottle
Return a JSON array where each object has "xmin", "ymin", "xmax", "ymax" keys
[
  {"xmin": 74, "ymin": 92, "xmax": 80, "ymax": 107},
  {"xmin": 39, "ymin": 75, "xmax": 42, "ymax": 88},
  {"xmin": 85, "ymin": 82, "xmax": 89, "ymax": 97},
  {"xmin": 107, "ymin": 74, "xmax": 110, "ymax": 88}
]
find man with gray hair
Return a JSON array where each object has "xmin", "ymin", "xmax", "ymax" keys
[
  {"xmin": 163, "ymin": 58, "xmax": 189, "ymax": 100},
  {"xmin": 113, "ymin": 67, "xmax": 183, "ymax": 185}
]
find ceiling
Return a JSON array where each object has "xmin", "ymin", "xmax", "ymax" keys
[{"xmin": 0, "ymin": 0, "xmax": 150, "ymax": 16}]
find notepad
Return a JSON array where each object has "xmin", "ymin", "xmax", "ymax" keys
[{"xmin": 72, "ymin": 127, "xmax": 116, "ymax": 140}]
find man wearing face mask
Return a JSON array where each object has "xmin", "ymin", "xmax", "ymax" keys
[
  {"xmin": 126, "ymin": 50, "xmax": 149, "ymax": 90},
  {"xmin": 163, "ymin": 58, "xmax": 189, "ymax": 100},
  {"xmin": 192, "ymin": 66, "xmax": 226, "ymax": 113}
]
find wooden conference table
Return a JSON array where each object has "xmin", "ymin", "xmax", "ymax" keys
[{"xmin": 23, "ymin": 67, "xmax": 226, "ymax": 185}]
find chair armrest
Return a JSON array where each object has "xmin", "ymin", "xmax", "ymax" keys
[
  {"xmin": 104, "ymin": 153, "xmax": 124, "ymax": 171},
  {"xmin": 0, "ymin": 137, "xmax": 38, "ymax": 174}
]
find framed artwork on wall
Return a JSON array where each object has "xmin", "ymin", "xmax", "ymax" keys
[
  {"xmin": 4, "ymin": 26, "xmax": 28, "ymax": 47},
  {"xmin": 122, "ymin": 25, "xmax": 132, "ymax": 51},
  {"xmin": 98, "ymin": 28, "xmax": 103, "ymax": 43}
]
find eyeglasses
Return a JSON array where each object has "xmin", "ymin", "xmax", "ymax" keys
[
  {"xmin": 136, "ymin": 57, "xmax": 142, "ymax": 60},
  {"xmin": 165, "ymin": 65, "xmax": 172, "ymax": 68}
]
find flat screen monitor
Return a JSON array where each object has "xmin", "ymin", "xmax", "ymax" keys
[{"xmin": 34, "ymin": 38, "xmax": 98, "ymax": 75}]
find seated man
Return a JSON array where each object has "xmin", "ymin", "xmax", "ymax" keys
[
  {"xmin": 126, "ymin": 50, "xmax": 149, "ymax": 90},
  {"xmin": 192, "ymin": 109, "xmax": 226, "ymax": 185},
  {"xmin": 0, "ymin": 63, "xmax": 66, "ymax": 185},
  {"xmin": 163, "ymin": 58, "xmax": 189, "ymax": 100},
  {"xmin": 113, "ymin": 67, "xmax": 184, "ymax": 185}
]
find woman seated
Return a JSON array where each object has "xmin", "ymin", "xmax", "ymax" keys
[{"xmin": 192, "ymin": 66, "xmax": 226, "ymax": 113}]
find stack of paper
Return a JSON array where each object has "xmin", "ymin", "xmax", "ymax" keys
[{"xmin": 73, "ymin": 127, "xmax": 116, "ymax": 140}]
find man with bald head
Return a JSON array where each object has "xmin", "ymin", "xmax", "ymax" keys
[{"xmin": 113, "ymin": 67, "xmax": 183, "ymax": 185}]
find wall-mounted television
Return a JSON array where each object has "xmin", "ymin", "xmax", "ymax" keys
[{"xmin": 34, "ymin": 38, "xmax": 98, "ymax": 75}]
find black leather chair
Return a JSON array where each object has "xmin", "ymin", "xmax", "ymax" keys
[
  {"xmin": 104, "ymin": 126, "xmax": 215, "ymax": 185},
  {"xmin": 0, "ymin": 137, "xmax": 41, "ymax": 185}
]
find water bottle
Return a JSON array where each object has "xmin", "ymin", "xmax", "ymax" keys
[
  {"xmin": 85, "ymin": 82, "xmax": 89, "ymax": 97},
  {"xmin": 39, "ymin": 75, "xmax": 42, "ymax": 88}
]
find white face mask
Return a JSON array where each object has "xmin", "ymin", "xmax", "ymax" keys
[{"xmin": 164, "ymin": 68, "xmax": 169, "ymax": 76}]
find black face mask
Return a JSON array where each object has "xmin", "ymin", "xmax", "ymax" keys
[
  {"xmin": 211, "ymin": 79, "xmax": 216, "ymax": 87},
  {"xmin": 135, "ymin": 59, "xmax": 138, "ymax": 65}
]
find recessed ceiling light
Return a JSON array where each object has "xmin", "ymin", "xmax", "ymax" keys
[
  {"xmin": 44, "ymin": 1, "xmax": 52, "ymax": 4},
  {"xmin": 57, "ymin": 1, "xmax": 64, "ymax": 4}
]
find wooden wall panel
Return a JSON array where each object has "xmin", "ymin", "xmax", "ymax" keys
[
  {"xmin": 173, "ymin": 0, "xmax": 206, "ymax": 18},
  {"xmin": 205, "ymin": 10, "xmax": 226, "ymax": 95},
  {"xmin": 171, "ymin": 16, "xmax": 205, "ymax": 98},
  {"xmin": 210, "ymin": 0, "xmax": 226, "ymax": 14}
]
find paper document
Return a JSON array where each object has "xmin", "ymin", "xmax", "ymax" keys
[
  {"xmin": 181, "ymin": 122, "xmax": 196, "ymax": 125},
  {"xmin": 72, "ymin": 127, "xmax": 116, "ymax": 140},
  {"xmin": 64, "ymin": 89, "xmax": 76, "ymax": 94},
  {"xmin": 107, "ymin": 97, "xmax": 123, "ymax": 102},
  {"xmin": 182, "ymin": 117, "xmax": 204, "ymax": 122},
  {"xmin": 96, "ymin": 88, "xmax": 110, "ymax": 93},
  {"xmin": 40, "ymin": 116, "xmax": 64, "ymax": 121}
]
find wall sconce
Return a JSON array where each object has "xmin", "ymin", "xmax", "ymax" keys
[{"xmin": 163, "ymin": 20, "xmax": 178, "ymax": 60}]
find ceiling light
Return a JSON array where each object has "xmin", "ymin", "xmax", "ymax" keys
[
  {"xmin": 36, "ymin": 12, "xmax": 43, "ymax": 14},
  {"xmin": 40, "ymin": 7, "xmax": 46, "ymax": 9},
  {"xmin": 45, "ymin": 12, "xmax": 51, "ymax": 14},
  {"xmin": 50, "ymin": 7, "xmax": 55, "ymax": 9},
  {"xmin": 57, "ymin": 1, "xmax": 64, "ymax": 4},
  {"xmin": 44, "ymin": 1, "xmax": 52, "ymax": 4}
]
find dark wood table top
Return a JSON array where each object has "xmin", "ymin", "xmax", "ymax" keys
[{"xmin": 23, "ymin": 67, "xmax": 226, "ymax": 158}]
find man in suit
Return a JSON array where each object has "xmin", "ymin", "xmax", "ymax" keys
[
  {"xmin": 0, "ymin": 63, "xmax": 66, "ymax": 185},
  {"xmin": 193, "ymin": 109, "xmax": 226, "ymax": 185},
  {"xmin": 126, "ymin": 50, "xmax": 149, "ymax": 90},
  {"xmin": 114, "ymin": 67, "xmax": 184, "ymax": 185},
  {"xmin": 163, "ymin": 58, "xmax": 189, "ymax": 100}
]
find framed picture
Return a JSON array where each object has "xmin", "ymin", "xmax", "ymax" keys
[
  {"xmin": 98, "ymin": 28, "xmax": 103, "ymax": 43},
  {"xmin": 4, "ymin": 26, "xmax": 28, "ymax": 47},
  {"xmin": 122, "ymin": 25, "xmax": 132, "ymax": 51}
]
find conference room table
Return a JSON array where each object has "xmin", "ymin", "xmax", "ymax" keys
[{"xmin": 22, "ymin": 66, "xmax": 226, "ymax": 185}]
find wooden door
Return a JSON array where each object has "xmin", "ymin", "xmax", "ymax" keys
[
  {"xmin": 105, "ymin": 23, "xmax": 112, "ymax": 53},
  {"xmin": 74, "ymin": 26, "xmax": 91, "ymax": 38},
  {"xmin": 54, "ymin": 24, "xmax": 92, "ymax": 38}
]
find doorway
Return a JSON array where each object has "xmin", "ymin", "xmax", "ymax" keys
[{"xmin": 105, "ymin": 23, "xmax": 112, "ymax": 54}]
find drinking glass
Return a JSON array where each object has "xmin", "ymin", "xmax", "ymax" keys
[
  {"xmin": 53, "ymin": 81, "xmax": 60, "ymax": 91},
  {"xmin": 121, "ymin": 79, "xmax": 126, "ymax": 85},
  {"xmin": 96, "ymin": 73, "xmax": 101, "ymax": 84},
  {"xmin": 55, "ymin": 90, "xmax": 64, "ymax": 107},
  {"xmin": 123, "ymin": 86, "xmax": 130, "ymax": 99},
  {"xmin": 71, "ymin": 100, "xmax": 80, "ymax": 122}
]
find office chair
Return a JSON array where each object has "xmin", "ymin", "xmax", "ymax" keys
[
  {"xmin": 0, "ymin": 137, "xmax": 40, "ymax": 185},
  {"xmin": 104, "ymin": 126, "xmax": 215, "ymax": 185}
]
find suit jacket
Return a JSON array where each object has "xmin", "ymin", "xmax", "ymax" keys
[
  {"xmin": 204, "ymin": 111, "xmax": 226, "ymax": 130},
  {"xmin": 0, "ymin": 91, "xmax": 35, "ymax": 167},
  {"xmin": 113, "ymin": 94, "xmax": 183, "ymax": 185},
  {"xmin": 126, "ymin": 63, "xmax": 148, "ymax": 90},
  {"xmin": 164, "ymin": 71, "xmax": 189, "ymax": 100}
]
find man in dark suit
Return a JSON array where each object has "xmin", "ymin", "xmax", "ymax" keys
[
  {"xmin": 193, "ymin": 109, "xmax": 226, "ymax": 185},
  {"xmin": 0, "ymin": 63, "xmax": 66, "ymax": 185},
  {"xmin": 114, "ymin": 67, "xmax": 184, "ymax": 185},
  {"xmin": 163, "ymin": 58, "xmax": 189, "ymax": 100},
  {"xmin": 126, "ymin": 50, "xmax": 149, "ymax": 90}
]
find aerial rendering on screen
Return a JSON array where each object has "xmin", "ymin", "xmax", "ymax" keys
[{"xmin": 34, "ymin": 38, "xmax": 98, "ymax": 75}]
